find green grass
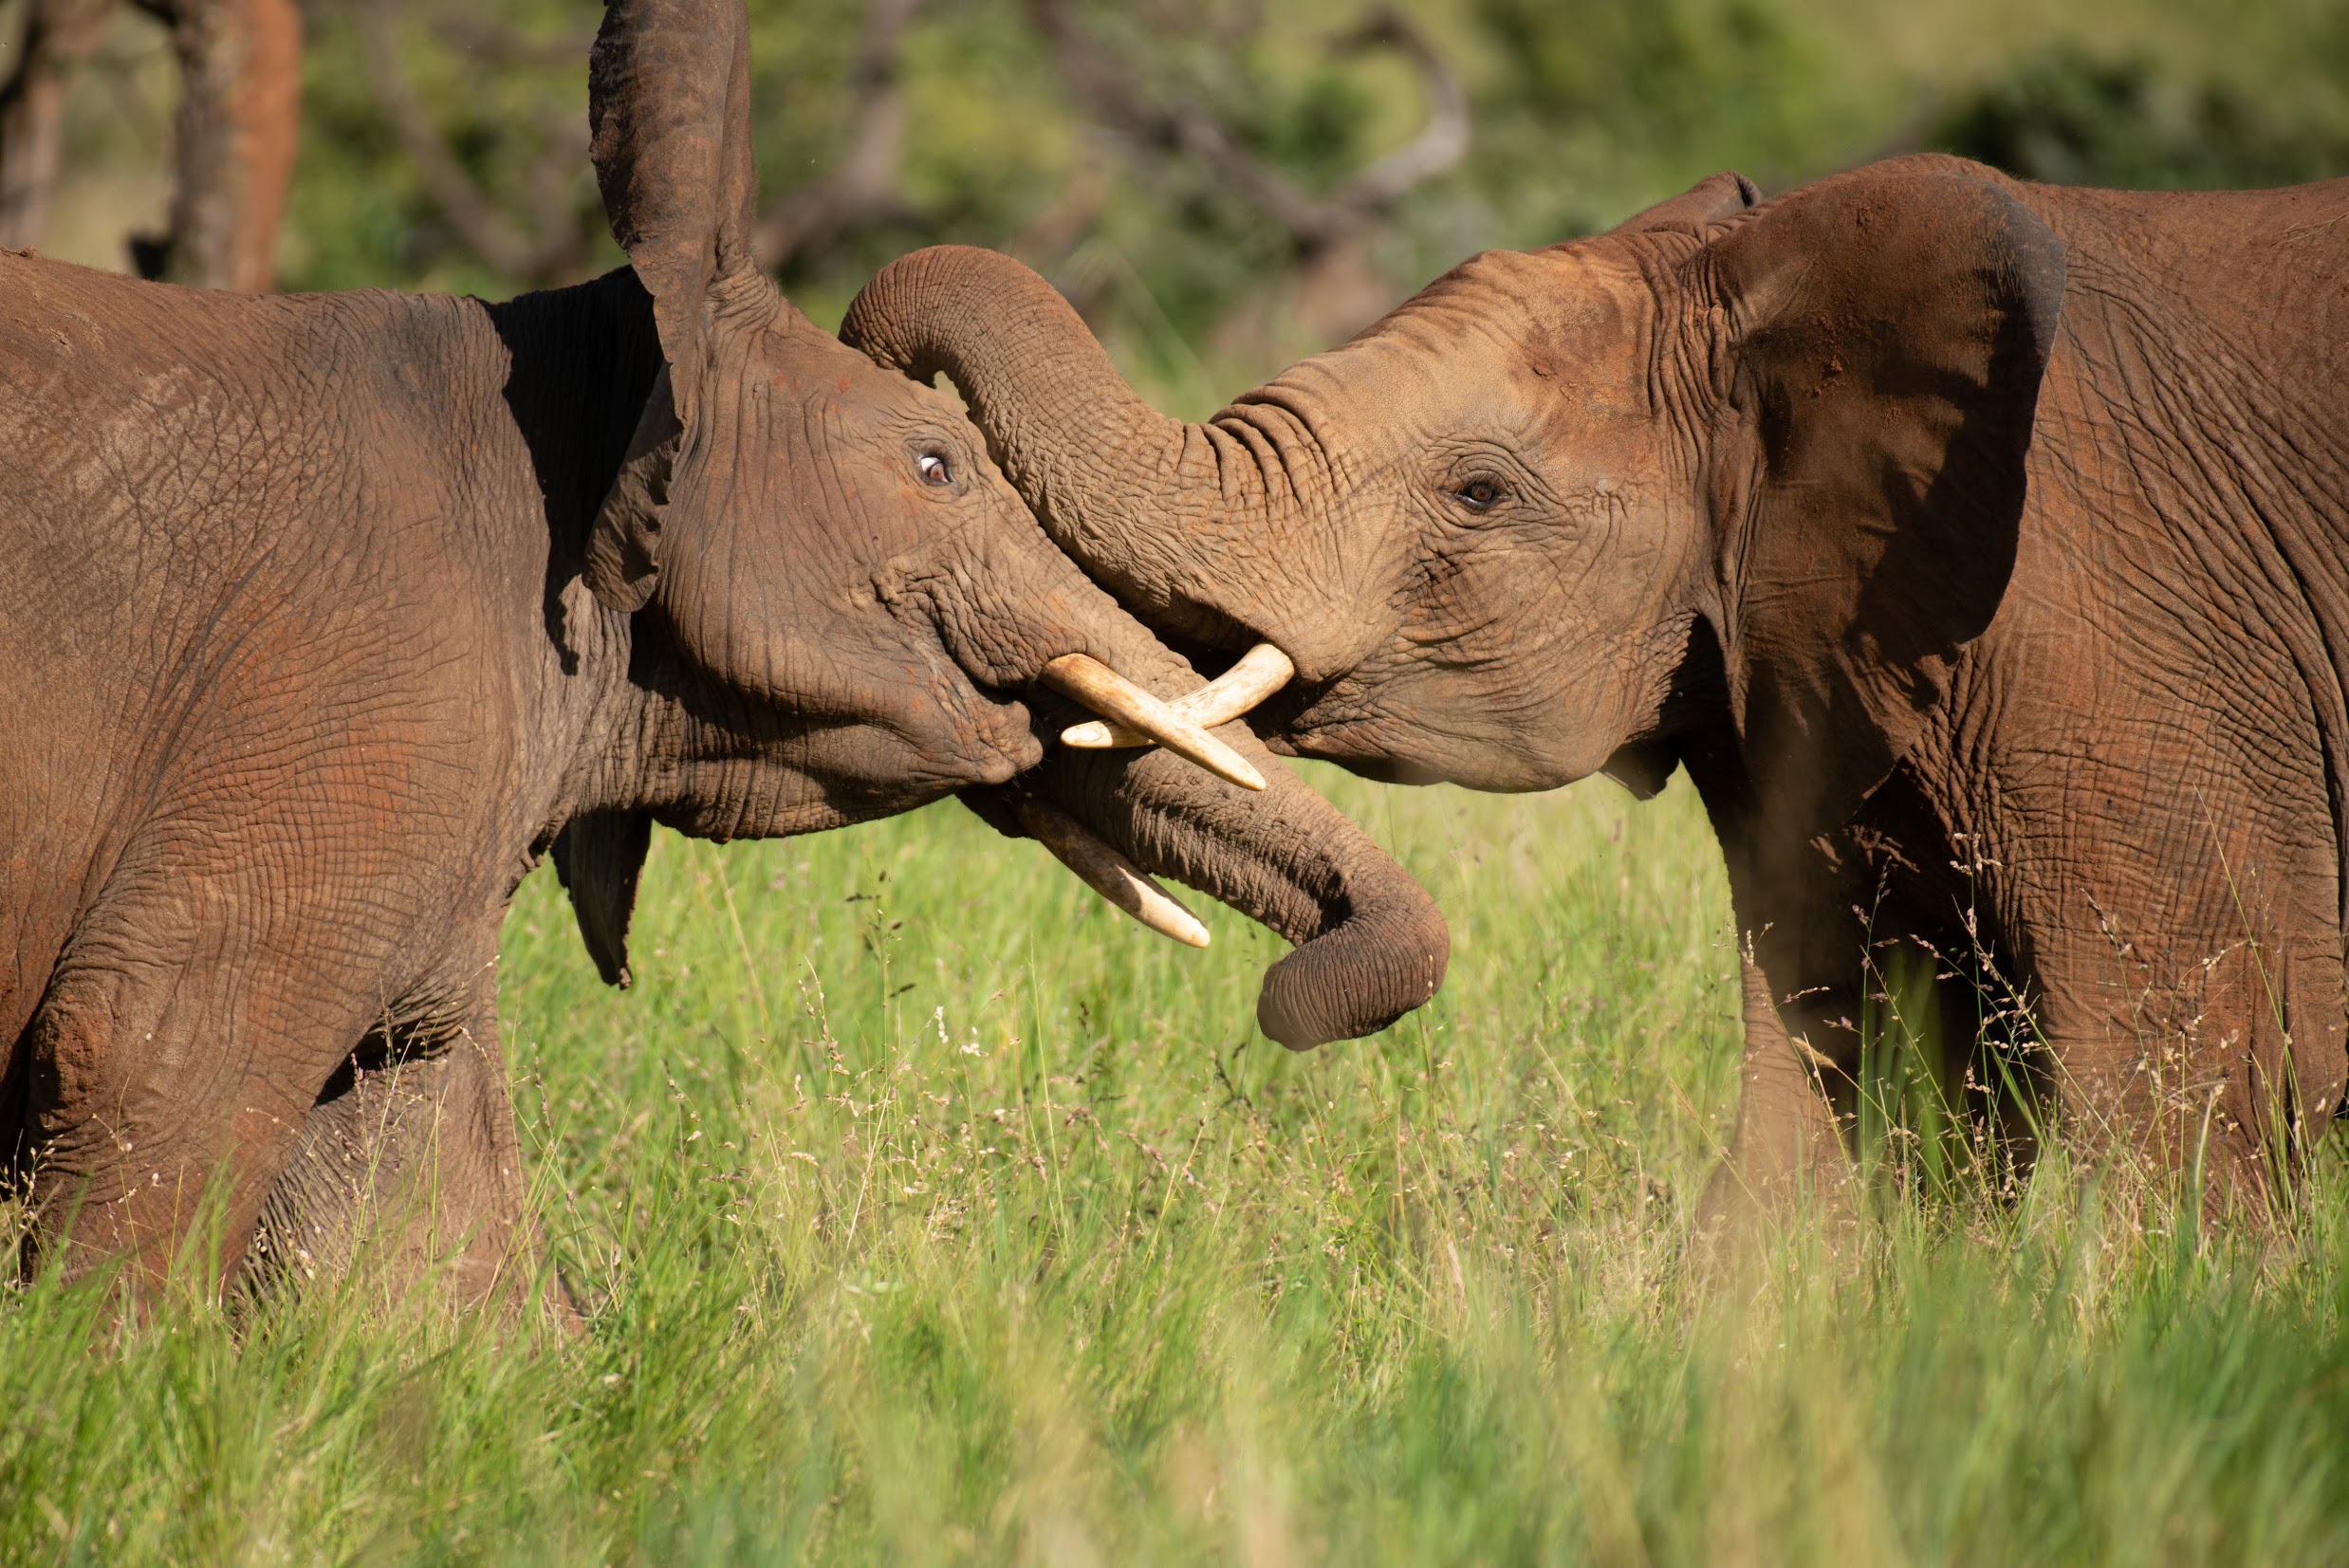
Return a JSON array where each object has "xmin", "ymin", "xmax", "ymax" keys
[{"xmin": 4, "ymin": 768, "xmax": 2347, "ymax": 1565}]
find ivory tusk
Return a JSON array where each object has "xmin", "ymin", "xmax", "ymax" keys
[
  {"xmin": 1016, "ymin": 798, "xmax": 1210, "ymax": 948},
  {"xmin": 1041, "ymin": 652, "xmax": 1266, "ymax": 790},
  {"xmin": 1063, "ymin": 642, "xmax": 1296, "ymax": 750}
]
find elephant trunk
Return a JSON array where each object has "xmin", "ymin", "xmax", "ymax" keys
[
  {"xmin": 973, "ymin": 725, "xmax": 1448, "ymax": 1049},
  {"xmin": 931, "ymin": 517, "xmax": 1445, "ymax": 1044},
  {"xmin": 842, "ymin": 246, "xmax": 1347, "ymax": 681}
]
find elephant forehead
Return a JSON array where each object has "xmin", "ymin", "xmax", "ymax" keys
[
  {"xmin": 1412, "ymin": 247, "xmax": 1652, "ymax": 351},
  {"xmin": 1267, "ymin": 251, "xmax": 1659, "ymax": 439},
  {"xmin": 1253, "ymin": 331, "xmax": 1531, "ymax": 469}
]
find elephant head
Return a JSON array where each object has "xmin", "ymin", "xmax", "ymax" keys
[
  {"xmin": 840, "ymin": 158, "xmax": 2065, "ymax": 842},
  {"xmin": 553, "ymin": 0, "xmax": 1446, "ymax": 1048}
]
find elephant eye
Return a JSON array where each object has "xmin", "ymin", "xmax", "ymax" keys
[
  {"xmin": 1452, "ymin": 477, "xmax": 1506, "ymax": 513},
  {"xmin": 916, "ymin": 452, "xmax": 954, "ymax": 487}
]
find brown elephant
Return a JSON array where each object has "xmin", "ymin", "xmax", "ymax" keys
[
  {"xmin": 0, "ymin": 0, "xmax": 1445, "ymax": 1304},
  {"xmin": 843, "ymin": 155, "xmax": 2349, "ymax": 1219}
]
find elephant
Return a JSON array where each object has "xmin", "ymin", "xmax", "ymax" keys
[
  {"xmin": 0, "ymin": 0, "xmax": 1446, "ymax": 1306},
  {"xmin": 842, "ymin": 155, "xmax": 2349, "ymax": 1220}
]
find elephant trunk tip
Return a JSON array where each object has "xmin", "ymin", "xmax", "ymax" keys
[{"xmin": 1255, "ymin": 902, "xmax": 1451, "ymax": 1051}]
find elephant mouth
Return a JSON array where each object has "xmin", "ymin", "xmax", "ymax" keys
[
  {"xmin": 1274, "ymin": 742, "xmax": 1453, "ymax": 788},
  {"xmin": 1263, "ymin": 677, "xmax": 1574, "ymax": 792},
  {"xmin": 1266, "ymin": 712, "xmax": 1457, "ymax": 786},
  {"xmin": 1053, "ymin": 642, "xmax": 1295, "ymax": 752},
  {"xmin": 1038, "ymin": 639, "xmax": 1454, "ymax": 787},
  {"xmin": 1035, "ymin": 651, "xmax": 1267, "ymax": 789},
  {"xmin": 1235, "ymin": 668, "xmax": 1419, "ymax": 771}
]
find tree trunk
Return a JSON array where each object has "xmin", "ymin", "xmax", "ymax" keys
[
  {"xmin": 0, "ymin": 0, "xmax": 121, "ymax": 250},
  {"xmin": 132, "ymin": 0, "xmax": 301, "ymax": 291}
]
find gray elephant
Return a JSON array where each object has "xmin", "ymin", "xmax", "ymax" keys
[
  {"xmin": 0, "ymin": 0, "xmax": 1446, "ymax": 1304},
  {"xmin": 844, "ymin": 156, "xmax": 2349, "ymax": 1219}
]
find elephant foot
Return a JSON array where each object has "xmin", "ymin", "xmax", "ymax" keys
[{"xmin": 1689, "ymin": 1142, "xmax": 1860, "ymax": 1279}]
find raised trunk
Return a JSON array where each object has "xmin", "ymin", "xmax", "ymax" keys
[
  {"xmin": 842, "ymin": 245, "xmax": 1353, "ymax": 680},
  {"xmin": 844, "ymin": 255, "xmax": 1451, "ymax": 1041}
]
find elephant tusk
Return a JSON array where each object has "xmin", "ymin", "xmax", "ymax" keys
[
  {"xmin": 1016, "ymin": 798, "xmax": 1211, "ymax": 949},
  {"xmin": 1062, "ymin": 642, "xmax": 1296, "ymax": 750},
  {"xmin": 1041, "ymin": 653, "xmax": 1266, "ymax": 790}
]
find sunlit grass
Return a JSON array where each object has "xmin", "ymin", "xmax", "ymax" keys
[{"xmin": 2, "ymin": 768, "xmax": 2345, "ymax": 1565}]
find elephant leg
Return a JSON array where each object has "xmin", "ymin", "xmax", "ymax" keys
[
  {"xmin": 2027, "ymin": 915, "xmax": 2344, "ymax": 1221},
  {"xmin": 247, "ymin": 980, "xmax": 575, "ymax": 1324},
  {"xmin": 17, "ymin": 913, "xmax": 368, "ymax": 1296},
  {"xmin": 1697, "ymin": 950, "xmax": 1856, "ymax": 1238}
]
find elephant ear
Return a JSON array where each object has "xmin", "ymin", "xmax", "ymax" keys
[
  {"xmin": 1699, "ymin": 159, "xmax": 2065, "ymax": 838},
  {"xmin": 582, "ymin": 0, "xmax": 763, "ymax": 613},
  {"xmin": 553, "ymin": 810, "xmax": 655, "ymax": 987}
]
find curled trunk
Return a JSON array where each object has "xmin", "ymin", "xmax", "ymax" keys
[
  {"xmin": 968, "ymin": 723, "xmax": 1447, "ymax": 1049},
  {"xmin": 844, "ymin": 250, "xmax": 1447, "ymax": 1044},
  {"xmin": 843, "ymin": 245, "xmax": 1361, "ymax": 678}
]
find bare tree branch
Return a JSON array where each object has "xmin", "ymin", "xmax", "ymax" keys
[
  {"xmin": 1027, "ymin": 0, "xmax": 1468, "ymax": 258},
  {"xmin": 752, "ymin": 0, "xmax": 928, "ymax": 272},
  {"xmin": 0, "ymin": 0, "xmax": 123, "ymax": 250},
  {"xmin": 1330, "ymin": 8, "xmax": 1469, "ymax": 212},
  {"xmin": 1011, "ymin": 136, "xmax": 1108, "ymax": 261},
  {"xmin": 355, "ymin": 0, "xmax": 534, "ymax": 278},
  {"xmin": 354, "ymin": 0, "xmax": 591, "ymax": 286},
  {"xmin": 1027, "ymin": 0, "xmax": 1325, "ymax": 244}
]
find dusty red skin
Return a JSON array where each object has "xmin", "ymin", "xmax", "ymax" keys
[
  {"xmin": 846, "ymin": 158, "xmax": 2349, "ymax": 1223},
  {"xmin": 0, "ymin": 0, "xmax": 1446, "ymax": 1308}
]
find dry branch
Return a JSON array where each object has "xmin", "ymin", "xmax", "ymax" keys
[
  {"xmin": 354, "ymin": 0, "xmax": 591, "ymax": 286},
  {"xmin": 752, "ymin": 0, "xmax": 929, "ymax": 271},
  {"xmin": 1026, "ymin": 0, "xmax": 1469, "ymax": 259}
]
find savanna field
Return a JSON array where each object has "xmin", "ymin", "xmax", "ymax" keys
[
  {"xmin": 1, "ymin": 767, "xmax": 2343, "ymax": 1565},
  {"xmin": 8, "ymin": 1, "xmax": 2349, "ymax": 1559}
]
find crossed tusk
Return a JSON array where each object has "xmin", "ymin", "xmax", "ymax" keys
[
  {"xmin": 1060, "ymin": 643, "xmax": 1295, "ymax": 755},
  {"xmin": 1017, "ymin": 797, "xmax": 1210, "ymax": 948},
  {"xmin": 1041, "ymin": 652, "xmax": 1267, "ymax": 791}
]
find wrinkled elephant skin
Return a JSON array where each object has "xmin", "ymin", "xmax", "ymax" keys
[
  {"xmin": 0, "ymin": 0, "xmax": 1446, "ymax": 1307},
  {"xmin": 845, "ymin": 157, "xmax": 2349, "ymax": 1220}
]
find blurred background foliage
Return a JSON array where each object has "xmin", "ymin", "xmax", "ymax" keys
[{"xmin": 6, "ymin": 0, "xmax": 2349, "ymax": 401}]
